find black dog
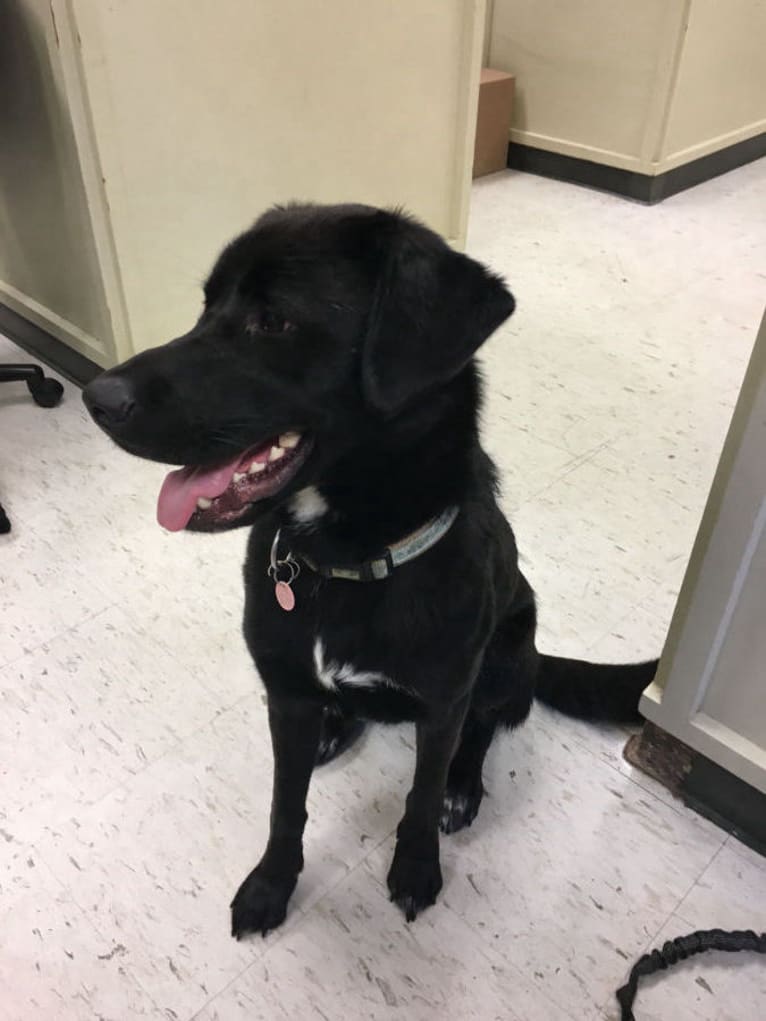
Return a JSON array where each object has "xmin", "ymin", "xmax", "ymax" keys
[{"xmin": 84, "ymin": 203, "xmax": 656, "ymax": 939}]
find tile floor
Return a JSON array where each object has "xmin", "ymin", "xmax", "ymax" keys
[{"xmin": 1, "ymin": 160, "xmax": 765, "ymax": 1020}]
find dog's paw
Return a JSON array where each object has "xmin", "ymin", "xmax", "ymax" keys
[
  {"xmin": 387, "ymin": 851, "xmax": 442, "ymax": 922},
  {"xmin": 315, "ymin": 711, "xmax": 366, "ymax": 767},
  {"xmin": 230, "ymin": 867, "xmax": 297, "ymax": 940},
  {"xmin": 439, "ymin": 782, "xmax": 484, "ymax": 835}
]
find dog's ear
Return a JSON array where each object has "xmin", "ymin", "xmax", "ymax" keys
[{"xmin": 361, "ymin": 216, "xmax": 515, "ymax": 414}]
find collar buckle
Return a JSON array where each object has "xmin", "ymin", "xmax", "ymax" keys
[{"xmin": 359, "ymin": 549, "xmax": 395, "ymax": 582}]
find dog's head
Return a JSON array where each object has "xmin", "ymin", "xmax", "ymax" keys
[{"xmin": 84, "ymin": 204, "xmax": 514, "ymax": 532}]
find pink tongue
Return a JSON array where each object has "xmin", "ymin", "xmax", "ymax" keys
[{"xmin": 157, "ymin": 455, "xmax": 243, "ymax": 531}]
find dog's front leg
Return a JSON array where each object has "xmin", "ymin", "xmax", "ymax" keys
[
  {"xmin": 231, "ymin": 693, "xmax": 323, "ymax": 940},
  {"xmin": 387, "ymin": 695, "xmax": 469, "ymax": 922}
]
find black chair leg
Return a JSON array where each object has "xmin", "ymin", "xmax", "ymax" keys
[
  {"xmin": 0, "ymin": 364, "xmax": 64, "ymax": 407},
  {"xmin": 0, "ymin": 502, "xmax": 10, "ymax": 534}
]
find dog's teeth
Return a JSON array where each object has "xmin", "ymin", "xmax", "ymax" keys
[
  {"xmin": 249, "ymin": 461, "xmax": 266, "ymax": 474},
  {"xmin": 233, "ymin": 472, "xmax": 245, "ymax": 483},
  {"xmin": 269, "ymin": 446, "xmax": 285, "ymax": 461},
  {"xmin": 279, "ymin": 431, "xmax": 300, "ymax": 449},
  {"xmin": 197, "ymin": 497, "xmax": 212, "ymax": 509}
]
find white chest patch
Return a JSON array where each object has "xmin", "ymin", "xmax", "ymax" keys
[
  {"xmin": 313, "ymin": 638, "xmax": 394, "ymax": 693},
  {"xmin": 290, "ymin": 486, "xmax": 329, "ymax": 528}
]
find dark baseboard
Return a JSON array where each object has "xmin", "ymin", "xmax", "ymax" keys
[
  {"xmin": 0, "ymin": 302, "xmax": 101, "ymax": 388},
  {"xmin": 683, "ymin": 756, "xmax": 766, "ymax": 858},
  {"xmin": 507, "ymin": 131, "xmax": 766, "ymax": 204},
  {"xmin": 625, "ymin": 722, "xmax": 766, "ymax": 858}
]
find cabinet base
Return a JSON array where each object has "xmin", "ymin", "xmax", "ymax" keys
[
  {"xmin": 0, "ymin": 303, "xmax": 101, "ymax": 387},
  {"xmin": 507, "ymin": 131, "xmax": 766, "ymax": 203},
  {"xmin": 625, "ymin": 722, "xmax": 766, "ymax": 857}
]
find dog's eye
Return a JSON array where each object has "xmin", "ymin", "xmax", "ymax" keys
[{"xmin": 245, "ymin": 309, "xmax": 294, "ymax": 335}]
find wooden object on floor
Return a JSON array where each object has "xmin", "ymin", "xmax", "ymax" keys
[
  {"xmin": 625, "ymin": 721, "xmax": 766, "ymax": 857},
  {"xmin": 473, "ymin": 68, "xmax": 514, "ymax": 178}
]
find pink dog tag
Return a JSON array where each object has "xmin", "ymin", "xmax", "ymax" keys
[{"xmin": 275, "ymin": 580, "xmax": 295, "ymax": 612}]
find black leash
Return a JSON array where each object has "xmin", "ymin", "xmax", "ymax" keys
[{"xmin": 617, "ymin": 928, "xmax": 766, "ymax": 1019}]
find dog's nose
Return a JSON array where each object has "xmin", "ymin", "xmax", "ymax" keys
[{"xmin": 83, "ymin": 374, "xmax": 137, "ymax": 428}]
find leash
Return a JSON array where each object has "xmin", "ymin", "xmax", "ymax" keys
[
  {"xmin": 268, "ymin": 505, "xmax": 459, "ymax": 611},
  {"xmin": 616, "ymin": 928, "xmax": 766, "ymax": 1019}
]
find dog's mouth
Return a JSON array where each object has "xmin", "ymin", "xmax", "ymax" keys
[{"xmin": 157, "ymin": 431, "xmax": 312, "ymax": 532}]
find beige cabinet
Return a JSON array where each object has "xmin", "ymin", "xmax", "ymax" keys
[
  {"xmin": 1, "ymin": 0, "xmax": 486, "ymax": 365},
  {"xmin": 486, "ymin": 0, "xmax": 766, "ymax": 174},
  {"xmin": 642, "ymin": 311, "xmax": 766, "ymax": 795},
  {"xmin": 0, "ymin": 0, "xmax": 115, "ymax": 365}
]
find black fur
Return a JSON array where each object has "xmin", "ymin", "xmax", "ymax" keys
[{"xmin": 83, "ymin": 203, "xmax": 657, "ymax": 939}]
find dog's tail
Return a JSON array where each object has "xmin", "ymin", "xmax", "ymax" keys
[{"xmin": 534, "ymin": 655, "xmax": 658, "ymax": 724}]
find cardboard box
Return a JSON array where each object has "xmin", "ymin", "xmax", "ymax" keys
[{"xmin": 473, "ymin": 68, "xmax": 515, "ymax": 178}]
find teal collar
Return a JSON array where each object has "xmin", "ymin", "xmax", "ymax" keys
[{"xmin": 287, "ymin": 505, "xmax": 460, "ymax": 583}]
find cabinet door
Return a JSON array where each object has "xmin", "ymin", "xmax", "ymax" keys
[
  {"xmin": 641, "ymin": 311, "xmax": 766, "ymax": 795},
  {"xmin": 0, "ymin": 0, "xmax": 116, "ymax": 366},
  {"xmin": 55, "ymin": 0, "xmax": 485, "ymax": 358}
]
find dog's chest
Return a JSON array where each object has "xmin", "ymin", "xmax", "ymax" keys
[
  {"xmin": 312, "ymin": 637, "xmax": 392, "ymax": 693},
  {"xmin": 310, "ymin": 635, "xmax": 423, "ymax": 722},
  {"xmin": 245, "ymin": 527, "xmax": 426, "ymax": 720}
]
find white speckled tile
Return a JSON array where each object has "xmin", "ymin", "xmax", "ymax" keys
[
  {"xmin": 16, "ymin": 485, "xmax": 248, "ymax": 648},
  {"xmin": 675, "ymin": 839, "xmax": 766, "ymax": 934},
  {"xmin": 509, "ymin": 495, "xmax": 660, "ymax": 662},
  {"xmin": 365, "ymin": 709, "xmax": 726, "ymax": 1021},
  {"xmin": 473, "ymin": 410, "xmax": 601, "ymax": 514},
  {"xmin": 518, "ymin": 452, "xmax": 700, "ymax": 590},
  {"xmin": 29, "ymin": 703, "xmax": 282, "ymax": 1020},
  {"xmin": 116, "ymin": 538, "xmax": 258, "ymax": 710},
  {"xmin": 0, "ymin": 838, "xmax": 159, "ymax": 1021},
  {"xmin": 533, "ymin": 598, "xmax": 675, "ymax": 799},
  {"xmin": 39, "ymin": 490, "xmax": 252, "ymax": 694},
  {"xmin": 587, "ymin": 600, "xmax": 670, "ymax": 664},
  {"xmin": 725, "ymin": 834, "xmax": 766, "ymax": 873},
  {"xmin": 0, "ymin": 403, "xmax": 117, "ymax": 519},
  {"xmin": 192, "ymin": 858, "xmax": 571, "ymax": 1021},
  {"xmin": 0, "ymin": 360, "xmax": 120, "ymax": 666},
  {"xmin": 309, "ymin": 722, "xmax": 414, "ymax": 842},
  {"xmin": 0, "ymin": 604, "xmax": 228, "ymax": 846},
  {"xmin": 0, "ymin": 522, "xmax": 113, "ymax": 668},
  {"xmin": 480, "ymin": 323, "xmax": 642, "ymax": 459},
  {"xmin": 33, "ymin": 703, "xmax": 417, "ymax": 1020},
  {"xmin": 0, "ymin": 342, "xmax": 249, "ymax": 684},
  {"xmin": 0, "ymin": 346, "xmax": 87, "ymax": 522},
  {"xmin": 530, "ymin": 699, "xmax": 724, "ymax": 833},
  {"xmin": 3, "ymin": 467, "xmax": 255, "ymax": 707},
  {"xmin": 504, "ymin": 432, "xmax": 711, "ymax": 663}
]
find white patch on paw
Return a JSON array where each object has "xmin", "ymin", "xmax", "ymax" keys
[
  {"xmin": 313, "ymin": 638, "xmax": 396, "ymax": 693},
  {"xmin": 443, "ymin": 793, "xmax": 468, "ymax": 817},
  {"xmin": 290, "ymin": 486, "xmax": 328, "ymax": 527}
]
